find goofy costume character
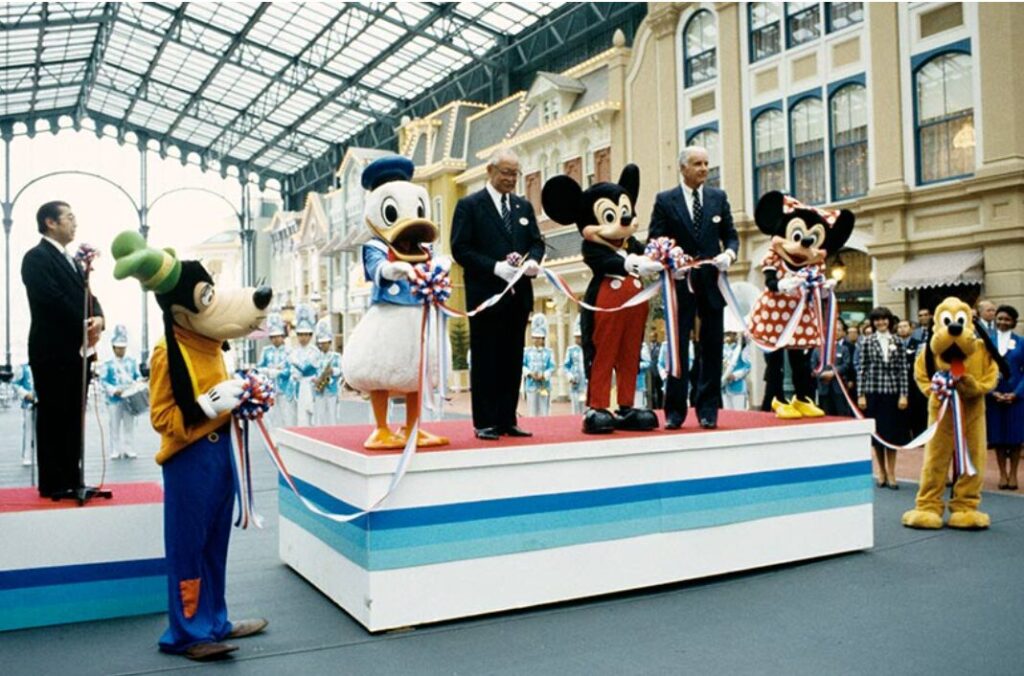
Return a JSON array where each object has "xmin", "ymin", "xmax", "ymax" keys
[{"xmin": 112, "ymin": 231, "xmax": 272, "ymax": 662}]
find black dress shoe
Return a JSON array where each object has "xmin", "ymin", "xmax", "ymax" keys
[
  {"xmin": 699, "ymin": 417, "xmax": 717, "ymax": 429},
  {"xmin": 474, "ymin": 427, "xmax": 500, "ymax": 440},
  {"xmin": 502, "ymin": 425, "xmax": 533, "ymax": 437},
  {"xmin": 665, "ymin": 413, "xmax": 684, "ymax": 430}
]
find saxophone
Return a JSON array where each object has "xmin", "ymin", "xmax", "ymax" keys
[{"xmin": 315, "ymin": 363, "xmax": 333, "ymax": 394}]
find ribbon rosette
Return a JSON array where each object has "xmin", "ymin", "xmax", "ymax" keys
[
  {"xmin": 644, "ymin": 236, "xmax": 685, "ymax": 378},
  {"xmin": 234, "ymin": 370, "xmax": 276, "ymax": 421},
  {"xmin": 930, "ymin": 371, "xmax": 956, "ymax": 399},
  {"xmin": 75, "ymin": 242, "xmax": 100, "ymax": 272},
  {"xmin": 411, "ymin": 259, "xmax": 453, "ymax": 305},
  {"xmin": 227, "ymin": 370, "xmax": 277, "ymax": 529},
  {"xmin": 506, "ymin": 252, "xmax": 524, "ymax": 268}
]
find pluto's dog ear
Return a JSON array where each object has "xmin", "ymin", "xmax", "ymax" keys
[
  {"xmin": 541, "ymin": 175, "xmax": 583, "ymax": 227},
  {"xmin": 754, "ymin": 191, "xmax": 786, "ymax": 236},
  {"xmin": 618, "ymin": 163, "xmax": 640, "ymax": 208}
]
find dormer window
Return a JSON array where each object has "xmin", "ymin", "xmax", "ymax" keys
[{"xmin": 542, "ymin": 98, "xmax": 560, "ymax": 124}]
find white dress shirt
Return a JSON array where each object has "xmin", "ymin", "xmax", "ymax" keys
[
  {"xmin": 43, "ymin": 235, "xmax": 77, "ymax": 272},
  {"xmin": 485, "ymin": 182, "xmax": 512, "ymax": 218}
]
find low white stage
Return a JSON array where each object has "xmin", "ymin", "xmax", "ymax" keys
[{"xmin": 276, "ymin": 411, "xmax": 875, "ymax": 632}]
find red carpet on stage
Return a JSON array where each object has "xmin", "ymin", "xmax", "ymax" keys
[
  {"xmin": 0, "ymin": 482, "xmax": 164, "ymax": 513},
  {"xmin": 287, "ymin": 410, "xmax": 849, "ymax": 455}
]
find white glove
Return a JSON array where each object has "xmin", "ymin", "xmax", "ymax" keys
[
  {"xmin": 823, "ymin": 278, "xmax": 838, "ymax": 291},
  {"xmin": 624, "ymin": 254, "xmax": 663, "ymax": 278},
  {"xmin": 521, "ymin": 259, "xmax": 541, "ymax": 278},
  {"xmin": 494, "ymin": 260, "xmax": 518, "ymax": 283},
  {"xmin": 713, "ymin": 251, "xmax": 734, "ymax": 271},
  {"xmin": 672, "ymin": 266, "xmax": 689, "ymax": 280},
  {"xmin": 777, "ymin": 275, "xmax": 803, "ymax": 296},
  {"xmin": 380, "ymin": 261, "xmax": 415, "ymax": 282},
  {"xmin": 196, "ymin": 378, "xmax": 246, "ymax": 419}
]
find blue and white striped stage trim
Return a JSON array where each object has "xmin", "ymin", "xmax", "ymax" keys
[{"xmin": 276, "ymin": 415, "xmax": 875, "ymax": 631}]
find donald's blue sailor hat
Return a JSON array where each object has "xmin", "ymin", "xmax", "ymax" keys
[{"xmin": 361, "ymin": 156, "xmax": 415, "ymax": 191}]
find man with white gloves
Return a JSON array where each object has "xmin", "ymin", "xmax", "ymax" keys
[{"xmin": 648, "ymin": 145, "xmax": 739, "ymax": 430}]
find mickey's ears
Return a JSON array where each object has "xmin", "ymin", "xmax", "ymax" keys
[{"xmin": 111, "ymin": 230, "xmax": 181, "ymax": 294}]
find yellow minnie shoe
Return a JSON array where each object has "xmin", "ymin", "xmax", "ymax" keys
[
  {"xmin": 790, "ymin": 396, "xmax": 825, "ymax": 418},
  {"xmin": 771, "ymin": 397, "xmax": 803, "ymax": 419}
]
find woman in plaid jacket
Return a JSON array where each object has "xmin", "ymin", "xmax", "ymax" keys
[{"xmin": 856, "ymin": 306, "xmax": 909, "ymax": 489}]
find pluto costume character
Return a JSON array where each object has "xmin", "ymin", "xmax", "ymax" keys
[
  {"xmin": 340, "ymin": 156, "xmax": 449, "ymax": 449},
  {"xmin": 748, "ymin": 191, "xmax": 854, "ymax": 419},
  {"xmin": 902, "ymin": 297, "xmax": 1001, "ymax": 530},
  {"xmin": 542, "ymin": 164, "xmax": 661, "ymax": 434},
  {"xmin": 111, "ymin": 231, "xmax": 272, "ymax": 661}
]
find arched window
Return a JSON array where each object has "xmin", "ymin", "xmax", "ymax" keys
[
  {"xmin": 830, "ymin": 84, "xmax": 868, "ymax": 199},
  {"xmin": 916, "ymin": 51, "xmax": 974, "ymax": 183},
  {"xmin": 683, "ymin": 10, "xmax": 716, "ymax": 87},
  {"xmin": 790, "ymin": 97, "xmax": 825, "ymax": 204},
  {"xmin": 753, "ymin": 109, "xmax": 785, "ymax": 199},
  {"xmin": 687, "ymin": 128, "xmax": 721, "ymax": 189},
  {"xmin": 749, "ymin": 3, "xmax": 781, "ymax": 63}
]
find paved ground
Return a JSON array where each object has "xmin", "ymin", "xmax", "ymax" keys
[{"xmin": 1, "ymin": 396, "xmax": 1022, "ymax": 675}]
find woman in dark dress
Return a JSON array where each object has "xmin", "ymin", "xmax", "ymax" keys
[
  {"xmin": 856, "ymin": 307, "xmax": 909, "ymax": 489},
  {"xmin": 987, "ymin": 305, "xmax": 1024, "ymax": 489}
]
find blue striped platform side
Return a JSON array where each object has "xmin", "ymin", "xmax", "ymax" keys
[
  {"xmin": 0, "ymin": 558, "xmax": 167, "ymax": 632},
  {"xmin": 279, "ymin": 460, "xmax": 873, "ymax": 572}
]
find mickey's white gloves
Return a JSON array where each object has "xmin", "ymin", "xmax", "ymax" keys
[
  {"xmin": 521, "ymin": 259, "xmax": 541, "ymax": 278},
  {"xmin": 380, "ymin": 261, "xmax": 415, "ymax": 282},
  {"xmin": 777, "ymin": 275, "xmax": 803, "ymax": 296},
  {"xmin": 823, "ymin": 278, "xmax": 838, "ymax": 291},
  {"xmin": 713, "ymin": 251, "xmax": 734, "ymax": 271},
  {"xmin": 494, "ymin": 260, "xmax": 518, "ymax": 283},
  {"xmin": 625, "ymin": 254, "xmax": 663, "ymax": 278},
  {"xmin": 197, "ymin": 379, "xmax": 246, "ymax": 419}
]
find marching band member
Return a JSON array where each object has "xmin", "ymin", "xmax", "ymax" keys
[
  {"xmin": 522, "ymin": 315, "xmax": 554, "ymax": 417},
  {"xmin": 563, "ymin": 317, "xmax": 586, "ymax": 414},
  {"xmin": 313, "ymin": 318, "xmax": 342, "ymax": 426},
  {"xmin": 289, "ymin": 304, "xmax": 320, "ymax": 427},
  {"xmin": 720, "ymin": 331, "xmax": 751, "ymax": 410},
  {"xmin": 13, "ymin": 362, "xmax": 36, "ymax": 466},
  {"xmin": 256, "ymin": 313, "xmax": 292, "ymax": 427},
  {"xmin": 101, "ymin": 324, "xmax": 143, "ymax": 459}
]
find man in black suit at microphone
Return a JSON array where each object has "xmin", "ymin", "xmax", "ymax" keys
[
  {"xmin": 451, "ymin": 149, "xmax": 545, "ymax": 440},
  {"xmin": 21, "ymin": 201, "xmax": 104, "ymax": 497}
]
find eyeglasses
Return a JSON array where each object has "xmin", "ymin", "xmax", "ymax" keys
[{"xmin": 495, "ymin": 168, "xmax": 521, "ymax": 178}]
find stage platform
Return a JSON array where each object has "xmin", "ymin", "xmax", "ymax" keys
[
  {"xmin": 0, "ymin": 482, "xmax": 167, "ymax": 632},
  {"xmin": 277, "ymin": 410, "xmax": 875, "ymax": 632}
]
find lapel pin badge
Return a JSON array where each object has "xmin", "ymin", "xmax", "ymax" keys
[
  {"xmin": 712, "ymin": 215, "xmax": 721, "ymax": 224},
  {"xmin": 519, "ymin": 217, "xmax": 529, "ymax": 226}
]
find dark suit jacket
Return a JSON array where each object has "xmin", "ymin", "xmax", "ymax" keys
[
  {"xmin": 21, "ymin": 239, "xmax": 103, "ymax": 366},
  {"xmin": 813, "ymin": 339, "xmax": 854, "ymax": 396},
  {"xmin": 450, "ymin": 188, "xmax": 545, "ymax": 312},
  {"xmin": 648, "ymin": 184, "xmax": 738, "ymax": 309}
]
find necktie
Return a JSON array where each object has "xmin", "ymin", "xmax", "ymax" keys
[
  {"xmin": 501, "ymin": 194, "xmax": 512, "ymax": 234},
  {"xmin": 692, "ymin": 188, "xmax": 703, "ymax": 236}
]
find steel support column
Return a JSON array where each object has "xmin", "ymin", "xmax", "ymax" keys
[
  {"xmin": 240, "ymin": 179, "xmax": 256, "ymax": 365},
  {"xmin": 2, "ymin": 135, "xmax": 13, "ymax": 374},
  {"xmin": 138, "ymin": 144, "xmax": 150, "ymax": 364}
]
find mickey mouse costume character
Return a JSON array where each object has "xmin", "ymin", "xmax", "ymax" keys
[
  {"xmin": 748, "ymin": 191, "xmax": 855, "ymax": 419},
  {"xmin": 542, "ymin": 164, "xmax": 661, "ymax": 434},
  {"xmin": 112, "ymin": 231, "xmax": 272, "ymax": 661}
]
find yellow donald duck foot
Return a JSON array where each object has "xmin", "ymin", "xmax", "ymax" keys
[
  {"xmin": 947, "ymin": 509, "xmax": 990, "ymax": 530},
  {"xmin": 901, "ymin": 509, "xmax": 943, "ymax": 529},
  {"xmin": 397, "ymin": 426, "xmax": 450, "ymax": 448},
  {"xmin": 790, "ymin": 396, "xmax": 825, "ymax": 418},
  {"xmin": 363, "ymin": 427, "xmax": 406, "ymax": 450},
  {"xmin": 771, "ymin": 397, "xmax": 803, "ymax": 419}
]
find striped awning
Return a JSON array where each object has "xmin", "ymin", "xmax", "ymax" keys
[{"xmin": 888, "ymin": 250, "xmax": 984, "ymax": 291}]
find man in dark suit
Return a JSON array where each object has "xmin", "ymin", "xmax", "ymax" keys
[
  {"xmin": 648, "ymin": 146, "xmax": 738, "ymax": 429},
  {"xmin": 451, "ymin": 149, "xmax": 545, "ymax": 440},
  {"xmin": 812, "ymin": 318, "xmax": 854, "ymax": 417},
  {"xmin": 21, "ymin": 201, "xmax": 104, "ymax": 497},
  {"xmin": 911, "ymin": 307, "xmax": 932, "ymax": 345}
]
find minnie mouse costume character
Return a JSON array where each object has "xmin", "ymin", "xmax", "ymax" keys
[
  {"xmin": 542, "ymin": 164, "xmax": 662, "ymax": 434},
  {"xmin": 112, "ymin": 231, "xmax": 272, "ymax": 661},
  {"xmin": 748, "ymin": 191, "xmax": 855, "ymax": 419}
]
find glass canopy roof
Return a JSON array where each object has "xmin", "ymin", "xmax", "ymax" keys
[{"xmin": 0, "ymin": 2, "xmax": 566, "ymax": 182}]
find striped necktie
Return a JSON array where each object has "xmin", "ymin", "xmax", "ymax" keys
[
  {"xmin": 692, "ymin": 188, "xmax": 703, "ymax": 236},
  {"xmin": 501, "ymin": 194, "xmax": 512, "ymax": 234}
]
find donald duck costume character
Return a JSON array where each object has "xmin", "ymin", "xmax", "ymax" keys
[
  {"xmin": 101, "ymin": 324, "xmax": 143, "ymax": 459},
  {"xmin": 289, "ymin": 304, "xmax": 319, "ymax": 427},
  {"xmin": 13, "ymin": 362, "xmax": 36, "ymax": 466},
  {"xmin": 313, "ymin": 318, "xmax": 342, "ymax": 426},
  {"xmin": 523, "ymin": 315, "xmax": 555, "ymax": 417},
  {"xmin": 340, "ymin": 155, "xmax": 448, "ymax": 449},
  {"xmin": 563, "ymin": 317, "xmax": 586, "ymax": 414},
  {"xmin": 256, "ymin": 312, "xmax": 291, "ymax": 427}
]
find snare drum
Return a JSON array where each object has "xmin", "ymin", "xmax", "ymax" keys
[{"xmin": 120, "ymin": 383, "xmax": 150, "ymax": 416}]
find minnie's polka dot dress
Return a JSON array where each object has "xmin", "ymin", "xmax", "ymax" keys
[{"xmin": 747, "ymin": 251, "xmax": 823, "ymax": 349}]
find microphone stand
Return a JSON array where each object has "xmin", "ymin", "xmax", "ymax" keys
[{"xmin": 51, "ymin": 245, "xmax": 112, "ymax": 505}]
